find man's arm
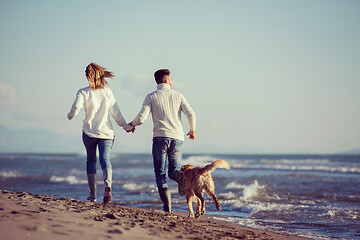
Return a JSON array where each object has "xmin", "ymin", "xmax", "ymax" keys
[
  {"xmin": 181, "ymin": 95, "xmax": 196, "ymax": 140},
  {"xmin": 130, "ymin": 95, "xmax": 151, "ymax": 127}
]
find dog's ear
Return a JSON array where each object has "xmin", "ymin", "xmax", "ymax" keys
[
  {"xmin": 181, "ymin": 165, "xmax": 189, "ymax": 171},
  {"xmin": 181, "ymin": 165, "xmax": 194, "ymax": 171}
]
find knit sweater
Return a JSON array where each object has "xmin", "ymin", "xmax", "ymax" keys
[
  {"xmin": 68, "ymin": 86, "xmax": 132, "ymax": 139},
  {"xmin": 132, "ymin": 83, "xmax": 196, "ymax": 141}
]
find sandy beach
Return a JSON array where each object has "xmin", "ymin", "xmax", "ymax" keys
[{"xmin": 0, "ymin": 189, "xmax": 311, "ymax": 240}]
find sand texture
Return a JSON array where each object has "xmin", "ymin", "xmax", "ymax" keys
[{"xmin": 0, "ymin": 190, "xmax": 310, "ymax": 239}]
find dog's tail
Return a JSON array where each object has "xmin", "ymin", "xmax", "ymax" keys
[{"xmin": 201, "ymin": 159, "xmax": 230, "ymax": 175}]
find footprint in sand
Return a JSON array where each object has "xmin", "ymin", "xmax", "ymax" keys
[
  {"xmin": 108, "ymin": 228, "xmax": 123, "ymax": 234},
  {"xmin": 51, "ymin": 230, "xmax": 70, "ymax": 236},
  {"xmin": 20, "ymin": 224, "xmax": 49, "ymax": 232}
]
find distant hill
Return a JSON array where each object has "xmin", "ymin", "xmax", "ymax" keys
[
  {"xmin": 337, "ymin": 148, "xmax": 360, "ymax": 155},
  {"xmin": 0, "ymin": 125, "xmax": 82, "ymax": 153}
]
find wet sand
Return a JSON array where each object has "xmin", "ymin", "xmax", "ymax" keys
[{"xmin": 0, "ymin": 190, "xmax": 310, "ymax": 239}]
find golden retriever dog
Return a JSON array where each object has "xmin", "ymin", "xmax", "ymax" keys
[{"xmin": 180, "ymin": 159, "xmax": 230, "ymax": 218}]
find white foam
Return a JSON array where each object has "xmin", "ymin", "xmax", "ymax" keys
[
  {"xmin": 242, "ymin": 180, "xmax": 265, "ymax": 201},
  {"xmin": 50, "ymin": 175, "xmax": 86, "ymax": 184},
  {"xmin": 122, "ymin": 182, "xmax": 157, "ymax": 191},
  {"xmin": 0, "ymin": 171, "xmax": 22, "ymax": 178},
  {"xmin": 326, "ymin": 210, "xmax": 336, "ymax": 217},
  {"xmin": 299, "ymin": 200, "xmax": 316, "ymax": 205},
  {"xmin": 321, "ymin": 208, "xmax": 360, "ymax": 220},
  {"xmin": 260, "ymin": 158, "xmax": 330, "ymax": 165},
  {"xmin": 230, "ymin": 162, "xmax": 360, "ymax": 173},
  {"xmin": 213, "ymin": 216, "xmax": 264, "ymax": 229},
  {"xmin": 225, "ymin": 182, "xmax": 247, "ymax": 190},
  {"xmin": 224, "ymin": 181, "xmax": 284, "ymax": 214},
  {"xmin": 230, "ymin": 157, "xmax": 360, "ymax": 173},
  {"xmin": 219, "ymin": 191, "xmax": 237, "ymax": 199},
  {"xmin": 248, "ymin": 202, "xmax": 294, "ymax": 214},
  {"xmin": 182, "ymin": 156, "xmax": 360, "ymax": 174}
]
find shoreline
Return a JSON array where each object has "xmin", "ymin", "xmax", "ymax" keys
[{"xmin": 0, "ymin": 190, "xmax": 310, "ymax": 240}]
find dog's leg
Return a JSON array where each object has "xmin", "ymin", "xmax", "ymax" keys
[
  {"xmin": 207, "ymin": 190, "xmax": 221, "ymax": 211},
  {"xmin": 205, "ymin": 181, "xmax": 221, "ymax": 211},
  {"xmin": 195, "ymin": 192, "xmax": 205, "ymax": 218},
  {"xmin": 195, "ymin": 197, "xmax": 202, "ymax": 218},
  {"xmin": 186, "ymin": 195, "xmax": 194, "ymax": 218}
]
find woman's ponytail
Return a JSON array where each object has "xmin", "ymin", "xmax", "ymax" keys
[{"xmin": 85, "ymin": 63, "xmax": 114, "ymax": 89}]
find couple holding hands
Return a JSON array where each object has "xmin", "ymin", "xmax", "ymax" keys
[{"xmin": 68, "ymin": 63, "xmax": 196, "ymax": 213}]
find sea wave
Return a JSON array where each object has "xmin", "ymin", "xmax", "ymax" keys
[
  {"xmin": 49, "ymin": 175, "xmax": 87, "ymax": 184},
  {"xmin": 0, "ymin": 171, "xmax": 22, "ymax": 178},
  {"xmin": 219, "ymin": 192, "xmax": 237, "ymax": 199},
  {"xmin": 122, "ymin": 182, "xmax": 157, "ymax": 192},
  {"xmin": 225, "ymin": 180, "xmax": 276, "ymax": 201},
  {"xmin": 225, "ymin": 182, "xmax": 247, "ymax": 190},
  {"xmin": 242, "ymin": 180, "xmax": 267, "ymax": 201},
  {"xmin": 181, "ymin": 155, "xmax": 360, "ymax": 173},
  {"xmin": 230, "ymin": 162, "xmax": 360, "ymax": 173},
  {"xmin": 222, "ymin": 180, "xmax": 287, "ymax": 216},
  {"xmin": 213, "ymin": 216, "xmax": 264, "ymax": 229},
  {"xmin": 320, "ymin": 208, "xmax": 360, "ymax": 220},
  {"xmin": 182, "ymin": 155, "xmax": 218, "ymax": 167},
  {"xmin": 259, "ymin": 158, "xmax": 330, "ymax": 164},
  {"xmin": 216, "ymin": 217, "xmax": 331, "ymax": 240}
]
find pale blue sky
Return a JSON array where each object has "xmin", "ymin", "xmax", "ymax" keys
[{"xmin": 0, "ymin": 0, "xmax": 359, "ymax": 153}]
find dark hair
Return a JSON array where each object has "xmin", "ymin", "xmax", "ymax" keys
[{"xmin": 154, "ymin": 69, "xmax": 170, "ymax": 84}]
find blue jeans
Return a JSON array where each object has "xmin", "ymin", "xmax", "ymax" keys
[
  {"xmin": 82, "ymin": 132, "xmax": 114, "ymax": 174},
  {"xmin": 152, "ymin": 137, "xmax": 183, "ymax": 191}
]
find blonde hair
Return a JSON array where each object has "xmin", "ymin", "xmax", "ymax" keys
[{"xmin": 85, "ymin": 63, "xmax": 114, "ymax": 89}]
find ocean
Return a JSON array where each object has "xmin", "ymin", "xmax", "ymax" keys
[{"xmin": 0, "ymin": 153, "xmax": 359, "ymax": 239}]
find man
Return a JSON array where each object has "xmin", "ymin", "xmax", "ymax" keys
[{"xmin": 130, "ymin": 69, "xmax": 196, "ymax": 213}]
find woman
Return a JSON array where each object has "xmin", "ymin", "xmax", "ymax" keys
[{"xmin": 67, "ymin": 63, "xmax": 133, "ymax": 204}]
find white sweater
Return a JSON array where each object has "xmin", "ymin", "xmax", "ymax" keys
[
  {"xmin": 68, "ymin": 86, "xmax": 132, "ymax": 139},
  {"xmin": 132, "ymin": 83, "xmax": 196, "ymax": 141}
]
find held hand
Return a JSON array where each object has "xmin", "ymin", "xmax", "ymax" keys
[
  {"xmin": 187, "ymin": 130, "xmax": 196, "ymax": 140},
  {"xmin": 128, "ymin": 122, "xmax": 135, "ymax": 133},
  {"xmin": 126, "ymin": 127, "xmax": 135, "ymax": 133},
  {"xmin": 125, "ymin": 122, "xmax": 135, "ymax": 133}
]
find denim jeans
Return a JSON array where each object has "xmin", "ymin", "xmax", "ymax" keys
[
  {"xmin": 82, "ymin": 132, "xmax": 114, "ymax": 174},
  {"xmin": 152, "ymin": 137, "xmax": 183, "ymax": 191}
]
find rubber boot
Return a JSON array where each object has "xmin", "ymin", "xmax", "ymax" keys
[
  {"xmin": 87, "ymin": 173, "xmax": 97, "ymax": 202},
  {"xmin": 102, "ymin": 168, "xmax": 112, "ymax": 188},
  {"xmin": 103, "ymin": 186, "xmax": 111, "ymax": 204},
  {"xmin": 159, "ymin": 188, "xmax": 172, "ymax": 213},
  {"xmin": 102, "ymin": 168, "xmax": 112, "ymax": 204}
]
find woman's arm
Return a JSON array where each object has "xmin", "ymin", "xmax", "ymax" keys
[{"xmin": 67, "ymin": 90, "xmax": 84, "ymax": 120}]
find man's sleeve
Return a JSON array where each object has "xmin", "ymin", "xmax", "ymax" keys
[
  {"xmin": 131, "ymin": 95, "xmax": 151, "ymax": 126},
  {"xmin": 181, "ymin": 95, "xmax": 196, "ymax": 131}
]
